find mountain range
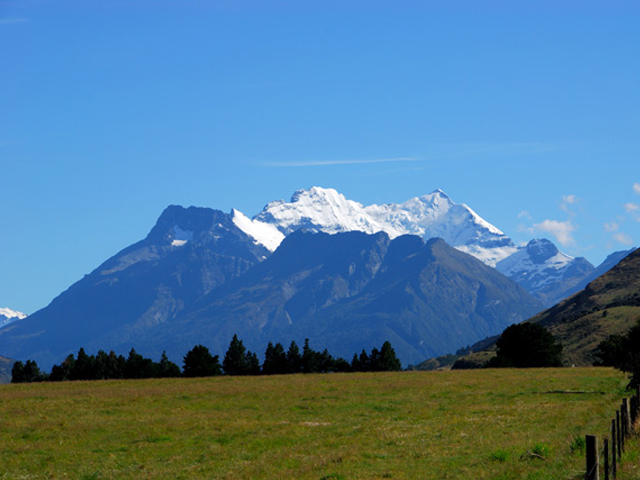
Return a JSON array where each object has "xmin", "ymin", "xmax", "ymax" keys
[
  {"xmin": 0, "ymin": 187, "xmax": 633, "ymax": 370},
  {"xmin": 241, "ymin": 187, "xmax": 632, "ymax": 308}
]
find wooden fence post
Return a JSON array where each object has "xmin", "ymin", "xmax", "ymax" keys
[
  {"xmin": 604, "ymin": 437, "xmax": 610, "ymax": 480},
  {"xmin": 623, "ymin": 399, "xmax": 631, "ymax": 437},
  {"xmin": 612, "ymin": 419, "xmax": 617, "ymax": 479},
  {"xmin": 617, "ymin": 409, "xmax": 624, "ymax": 454},
  {"xmin": 586, "ymin": 435, "xmax": 599, "ymax": 480}
]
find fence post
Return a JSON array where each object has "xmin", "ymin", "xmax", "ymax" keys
[
  {"xmin": 612, "ymin": 418, "xmax": 617, "ymax": 479},
  {"xmin": 623, "ymin": 399, "xmax": 631, "ymax": 437},
  {"xmin": 604, "ymin": 437, "xmax": 610, "ymax": 480},
  {"xmin": 586, "ymin": 435, "xmax": 599, "ymax": 480},
  {"xmin": 617, "ymin": 409, "xmax": 623, "ymax": 454}
]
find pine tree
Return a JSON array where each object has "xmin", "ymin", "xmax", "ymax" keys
[
  {"xmin": 246, "ymin": 351, "xmax": 261, "ymax": 376},
  {"xmin": 286, "ymin": 341, "xmax": 302, "ymax": 373},
  {"xmin": 223, "ymin": 334, "xmax": 250, "ymax": 376},
  {"xmin": 11, "ymin": 361, "xmax": 25, "ymax": 383},
  {"xmin": 488, "ymin": 323, "xmax": 563, "ymax": 368},
  {"xmin": 124, "ymin": 348, "xmax": 154, "ymax": 379},
  {"xmin": 355, "ymin": 349, "xmax": 370, "ymax": 372},
  {"xmin": 155, "ymin": 351, "xmax": 182, "ymax": 378},
  {"xmin": 50, "ymin": 354, "xmax": 76, "ymax": 381},
  {"xmin": 72, "ymin": 348, "xmax": 96, "ymax": 380},
  {"xmin": 12, "ymin": 360, "xmax": 44, "ymax": 383},
  {"xmin": 262, "ymin": 342, "xmax": 277, "ymax": 375},
  {"xmin": 183, "ymin": 344, "xmax": 222, "ymax": 377},
  {"xmin": 376, "ymin": 341, "xmax": 402, "ymax": 371},
  {"xmin": 302, "ymin": 338, "xmax": 319, "ymax": 373}
]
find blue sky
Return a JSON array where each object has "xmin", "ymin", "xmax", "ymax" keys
[{"xmin": 1, "ymin": 0, "xmax": 639, "ymax": 314}]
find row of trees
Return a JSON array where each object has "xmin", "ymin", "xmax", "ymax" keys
[{"xmin": 11, "ymin": 335, "xmax": 402, "ymax": 383}]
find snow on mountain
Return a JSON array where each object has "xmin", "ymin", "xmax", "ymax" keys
[
  {"xmin": 249, "ymin": 186, "xmax": 516, "ymax": 266},
  {"xmin": 171, "ymin": 225, "xmax": 193, "ymax": 247},
  {"xmin": 0, "ymin": 308, "xmax": 27, "ymax": 328},
  {"xmin": 495, "ymin": 238, "xmax": 594, "ymax": 306},
  {"xmin": 230, "ymin": 186, "xmax": 599, "ymax": 304},
  {"xmin": 253, "ymin": 187, "xmax": 397, "ymax": 237},
  {"xmin": 231, "ymin": 209, "xmax": 285, "ymax": 252},
  {"xmin": 496, "ymin": 239, "xmax": 574, "ymax": 289}
]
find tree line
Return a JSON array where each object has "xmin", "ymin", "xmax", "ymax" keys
[{"xmin": 11, "ymin": 335, "xmax": 402, "ymax": 383}]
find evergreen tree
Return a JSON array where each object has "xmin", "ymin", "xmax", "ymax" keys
[
  {"xmin": 316, "ymin": 348, "xmax": 335, "ymax": 373},
  {"xmin": 375, "ymin": 341, "xmax": 402, "ymax": 371},
  {"xmin": 262, "ymin": 342, "xmax": 278, "ymax": 375},
  {"xmin": 302, "ymin": 338, "xmax": 319, "ymax": 373},
  {"xmin": 105, "ymin": 351, "xmax": 126, "ymax": 379},
  {"xmin": 352, "ymin": 349, "xmax": 371, "ymax": 372},
  {"xmin": 50, "ymin": 354, "xmax": 76, "ymax": 381},
  {"xmin": 351, "ymin": 353, "xmax": 361, "ymax": 371},
  {"xmin": 246, "ymin": 351, "xmax": 261, "ymax": 376},
  {"xmin": 11, "ymin": 360, "xmax": 25, "ymax": 383},
  {"xmin": 488, "ymin": 323, "xmax": 563, "ymax": 368},
  {"xmin": 369, "ymin": 347, "xmax": 381, "ymax": 371},
  {"xmin": 223, "ymin": 334, "xmax": 250, "ymax": 376},
  {"xmin": 270, "ymin": 343, "xmax": 288, "ymax": 374},
  {"xmin": 155, "ymin": 351, "xmax": 182, "ymax": 378},
  {"xmin": 333, "ymin": 357, "xmax": 352, "ymax": 373},
  {"xmin": 71, "ymin": 348, "xmax": 97, "ymax": 380},
  {"xmin": 124, "ymin": 348, "xmax": 154, "ymax": 379},
  {"xmin": 12, "ymin": 360, "xmax": 44, "ymax": 383},
  {"xmin": 183, "ymin": 344, "xmax": 222, "ymax": 377},
  {"xmin": 286, "ymin": 341, "xmax": 302, "ymax": 373}
]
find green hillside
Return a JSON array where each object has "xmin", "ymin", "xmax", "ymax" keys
[
  {"xmin": 532, "ymin": 247, "xmax": 640, "ymax": 366},
  {"xmin": 451, "ymin": 248, "xmax": 640, "ymax": 369}
]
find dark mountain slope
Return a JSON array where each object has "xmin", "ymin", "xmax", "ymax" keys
[
  {"xmin": 294, "ymin": 237, "xmax": 543, "ymax": 364},
  {"xmin": 0, "ymin": 206, "xmax": 269, "ymax": 368},
  {"xmin": 148, "ymin": 230, "xmax": 392, "ymax": 360},
  {"xmin": 161, "ymin": 234, "xmax": 542, "ymax": 366}
]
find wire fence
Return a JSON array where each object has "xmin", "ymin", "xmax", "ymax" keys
[{"xmin": 585, "ymin": 386, "xmax": 640, "ymax": 480}]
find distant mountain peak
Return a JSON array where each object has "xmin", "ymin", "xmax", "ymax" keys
[{"xmin": 526, "ymin": 238, "xmax": 561, "ymax": 264}]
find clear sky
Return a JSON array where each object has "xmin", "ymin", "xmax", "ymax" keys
[{"xmin": 1, "ymin": 0, "xmax": 639, "ymax": 314}]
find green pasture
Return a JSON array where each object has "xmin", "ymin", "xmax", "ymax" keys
[{"xmin": 0, "ymin": 368, "xmax": 636, "ymax": 479}]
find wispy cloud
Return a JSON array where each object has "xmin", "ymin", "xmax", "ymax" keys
[
  {"xmin": 534, "ymin": 219, "xmax": 576, "ymax": 246},
  {"xmin": 604, "ymin": 221, "xmax": 619, "ymax": 232},
  {"xmin": 634, "ymin": 183, "xmax": 640, "ymax": 196},
  {"xmin": 560, "ymin": 194, "xmax": 579, "ymax": 215},
  {"xmin": 264, "ymin": 157, "xmax": 420, "ymax": 167},
  {"xmin": 614, "ymin": 232, "xmax": 634, "ymax": 246},
  {"xmin": 0, "ymin": 18, "xmax": 29, "ymax": 25}
]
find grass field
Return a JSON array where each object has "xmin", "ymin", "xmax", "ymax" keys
[{"xmin": 0, "ymin": 368, "xmax": 637, "ymax": 479}]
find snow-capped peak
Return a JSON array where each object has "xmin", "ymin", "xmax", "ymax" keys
[
  {"xmin": 249, "ymin": 186, "xmax": 516, "ymax": 266},
  {"xmin": 496, "ymin": 238, "xmax": 575, "ymax": 289},
  {"xmin": 0, "ymin": 308, "xmax": 27, "ymax": 328},
  {"xmin": 254, "ymin": 186, "xmax": 396, "ymax": 237}
]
